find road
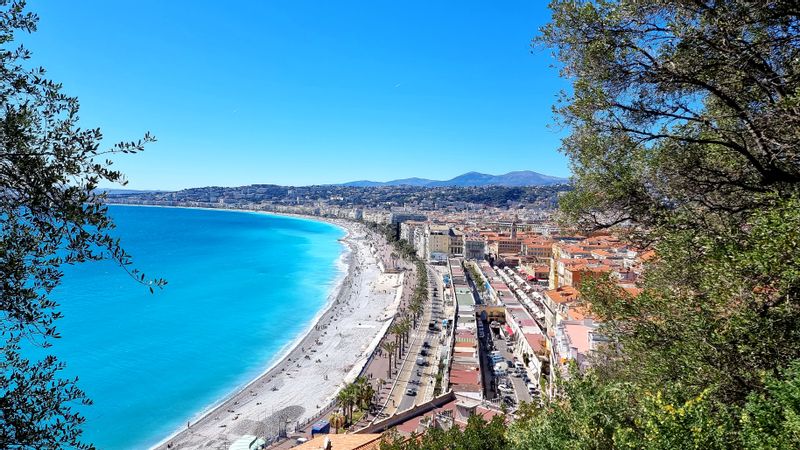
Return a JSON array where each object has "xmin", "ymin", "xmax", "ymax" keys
[
  {"xmin": 491, "ymin": 334, "xmax": 532, "ymax": 407},
  {"xmin": 386, "ymin": 263, "xmax": 443, "ymax": 413}
]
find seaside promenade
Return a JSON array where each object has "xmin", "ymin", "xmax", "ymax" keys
[
  {"xmin": 267, "ymin": 232, "xmax": 446, "ymax": 449},
  {"xmin": 156, "ymin": 221, "xmax": 403, "ymax": 449}
]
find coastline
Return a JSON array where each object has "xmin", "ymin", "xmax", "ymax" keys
[{"xmin": 126, "ymin": 204, "xmax": 400, "ymax": 449}]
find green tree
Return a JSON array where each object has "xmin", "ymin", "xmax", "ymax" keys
[
  {"xmin": 380, "ymin": 413, "xmax": 508, "ymax": 450},
  {"xmin": 353, "ymin": 376, "xmax": 376, "ymax": 411},
  {"xmin": 382, "ymin": 340, "xmax": 397, "ymax": 378},
  {"xmin": 329, "ymin": 411, "xmax": 345, "ymax": 434},
  {"xmin": 542, "ymin": 0, "xmax": 800, "ymax": 234},
  {"xmin": 740, "ymin": 360, "xmax": 800, "ymax": 449},
  {"xmin": 336, "ymin": 383, "xmax": 358, "ymax": 425},
  {"xmin": 507, "ymin": 0, "xmax": 800, "ymax": 448},
  {"xmin": 0, "ymin": 1, "xmax": 162, "ymax": 448}
]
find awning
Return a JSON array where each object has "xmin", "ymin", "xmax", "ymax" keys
[
  {"xmin": 527, "ymin": 275, "xmax": 535, "ymax": 281},
  {"xmin": 505, "ymin": 325, "xmax": 514, "ymax": 336}
]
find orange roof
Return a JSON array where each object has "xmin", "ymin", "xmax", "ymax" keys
[
  {"xmin": 450, "ymin": 369, "xmax": 482, "ymax": 387},
  {"xmin": 639, "ymin": 250, "xmax": 656, "ymax": 261},
  {"xmin": 546, "ymin": 286, "xmax": 580, "ymax": 304},
  {"xmin": 567, "ymin": 304, "xmax": 593, "ymax": 321},
  {"xmin": 454, "ymin": 341, "xmax": 476, "ymax": 348},
  {"xmin": 524, "ymin": 333, "xmax": 547, "ymax": 354},
  {"xmin": 295, "ymin": 434, "xmax": 382, "ymax": 450},
  {"xmin": 622, "ymin": 286, "xmax": 643, "ymax": 297},
  {"xmin": 572, "ymin": 263, "xmax": 613, "ymax": 273}
]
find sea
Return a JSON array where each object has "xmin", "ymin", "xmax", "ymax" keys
[{"xmin": 36, "ymin": 205, "xmax": 347, "ymax": 449}]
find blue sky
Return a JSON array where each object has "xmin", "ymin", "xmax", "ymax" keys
[{"xmin": 23, "ymin": 0, "xmax": 570, "ymax": 190}]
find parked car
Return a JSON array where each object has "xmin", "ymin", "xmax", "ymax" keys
[{"xmin": 406, "ymin": 388, "xmax": 417, "ymax": 396}]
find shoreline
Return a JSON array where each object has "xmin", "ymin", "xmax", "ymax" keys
[
  {"xmin": 148, "ymin": 216, "xmax": 351, "ymax": 449},
  {"xmin": 123, "ymin": 204, "xmax": 400, "ymax": 449}
]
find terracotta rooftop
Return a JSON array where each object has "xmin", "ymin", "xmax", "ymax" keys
[{"xmin": 294, "ymin": 434, "xmax": 382, "ymax": 450}]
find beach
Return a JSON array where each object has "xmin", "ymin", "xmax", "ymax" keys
[{"xmin": 153, "ymin": 216, "xmax": 401, "ymax": 449}]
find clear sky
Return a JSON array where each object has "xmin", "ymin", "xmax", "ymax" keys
[{"xmin": 22, "ymin": 0, "xmax": 570, "ymax": 190}]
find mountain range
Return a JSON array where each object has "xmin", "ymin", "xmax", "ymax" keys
[{"xmin": 340, "ymin": 171, "xmax": 569, "ymax": 187}]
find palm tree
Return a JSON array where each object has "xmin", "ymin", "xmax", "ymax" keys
[
  {"xmin": 359, "ymin": 382, "xmax": 376, "ymax": 411},
  {"xmin": 409, "ymin": 301, "xmax": 423, "ymax": 328},
  {"xmin": 336, "ymin": 384, "xmax": 357, "ymax": 424},
  {"xmin": 329, "ymin": 411, "xmax": 345, "ymax": 434},
  {"xmin": 398, "ymin": 317, "xmax": 411, "ymax": 351},
  {"xmin": 393, "ymin": 322, "xmax": 405, "ymax": 356},
  {"xmin": 382, "ymin": 340, "xmax": 397, "ymax": 377},
  {"xmin": 352, "ymin": 376, "xmax": 374, "ymax": 411},
  {"xmin": 388, "ymin": 324, "xmax": 402, "ymax": 357}
]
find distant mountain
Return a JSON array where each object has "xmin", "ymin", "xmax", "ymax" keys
[{"xmin": 340, "ymin": 170, "xmax": 568, "ymax": 187}]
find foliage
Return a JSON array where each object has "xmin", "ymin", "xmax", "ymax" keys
[
  {"xmin": 0, "ymin": 1, "xmax": 161, "ymax": 448},
  {"xmin": 336, "ymin": 377, "xmax": 376, "ymax": 427},
  {"xmin": 739, "ymin": 360, "xmax": 800, "ymax": 449},
  {"xmin": 328, "ymin": 412, "xmax": 345, "ymax": 434},
  {"xmin": 502, "ymin": 0, "xmax": 800, "ymax": 448},
  {"xmin": 542, "ymin": 0, "xmax": 800, "ymax": 235},
  {"xmin": 510, "ymin": 360, "xmax": 800, "ymax": 450},
  {"xmin": 466, "ymin": 262, "xmax": 486, "ymax": 298},
  {"xmin": 379, "ymin": 413, "xmax": 508, "ymax": 450}
]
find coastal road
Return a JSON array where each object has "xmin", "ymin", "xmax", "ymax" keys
[{"xmin": 384, "ymin": 263, "xmax": 439, "ymax": 414}]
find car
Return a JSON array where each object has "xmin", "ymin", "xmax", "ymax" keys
[
  {"xmin": 417, "ymin": 370, "xmax": 423, "ymax": 377},
  {"xmin": 406, "ymin": 388, "xmax": 417, "ymax": 396},
  {"xmin": 416, "ymin": 357, "xmax": 427, "ymax": 366},
  {"xmin": 422, "ymin": 341, "xmax": 430, "ymax": 348},
  {"xmin": 420, "ymin": 349, "xmax": 429, "ymax": 356}
]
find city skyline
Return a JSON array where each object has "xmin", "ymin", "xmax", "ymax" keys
[{"xmin": 22, "ymin": 0, "xmax": 570, "ymax": 190}]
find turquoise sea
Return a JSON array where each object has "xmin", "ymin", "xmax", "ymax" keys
[{"xmin": 42, "ymin": 205, "xmax": 346, "ymax": 449}]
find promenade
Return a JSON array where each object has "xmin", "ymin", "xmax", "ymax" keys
[
  {"xmin": 268, "ymin": 229, "xmax": 443, "ymax": 449},
  {"xmin": 155, "ymin": 222, "xmax": 399, "ymax": 449}
]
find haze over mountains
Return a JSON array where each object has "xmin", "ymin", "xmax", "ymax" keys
[
  {"xmin": 101, "ymin": 171, "xmax": 569, "ymax": 193},
  {"xmin": 341, "ymin": 170, "xmax": 569, "ymax": 187}
]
